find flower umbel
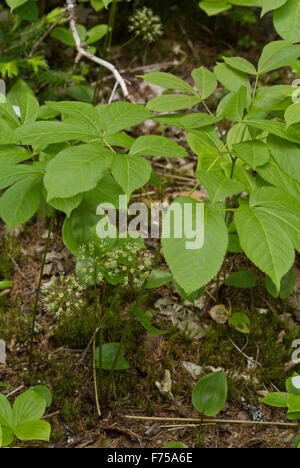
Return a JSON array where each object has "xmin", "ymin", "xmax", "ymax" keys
[
  {"xmin": 128, "ymin": 7, "xmax": 163, "ymax": 43},
  {"xmin": 42, "ymin": 275, "xmax": 85, "ymax": 318},
  {"xmin": 76, "ymin": 240, "xmax": 152, "ymax": 289}
]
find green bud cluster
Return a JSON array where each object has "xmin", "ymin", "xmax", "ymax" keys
[
  {"xmin": 128, "ymin": 7, "xmax": 163, "ymax": 43},
  {"xmin": 41, "ymin": 274, "xmax": 85, "ymax": 318}
]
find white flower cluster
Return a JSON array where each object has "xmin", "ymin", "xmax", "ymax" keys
[
  {"xmin": 42, "ymin": 275, "xmax": 85, "ymax": 318},
  {"xmin": 128, "ymin": 7, "xmax": 163, "ymax": 43},
  {"xmin": 76, "ymin": 240, "xmax": 152, "ymax": 289}
]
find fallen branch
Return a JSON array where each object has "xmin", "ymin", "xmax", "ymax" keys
[
  {"xmin": 66, "ymin": 0, "xmax": 130, "ymax": 100},
  {"xmin": 123, "ymin": 415, "xmax": 298, "ymax": 428}
]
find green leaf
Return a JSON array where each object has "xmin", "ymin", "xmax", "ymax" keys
[
  {"xmin": 16, "ymin": 0, "xmax": 38, "ymax": 21},
  {"xmin": 176, "ymin": 113, "xmax": 222, "ymax": 129},
  {"xmin": 14, "ymin": 420, "xmax": 51, "ymax": 442},
  {"xmin": 287, "ymin": 394, "xmax": 300, "ymax": 419},
  {"xmin": 62, "ymin": 201, "xmax": 99, "ymax": 254},
  {"xmin": 261, "ymin": 0, "xmax": 287, "ymax": 16},
  {"xmin": 30, "ymin": 386, "xmax": 53, "ymax": 408},
  {"xmin": 0, "ymin": 394, "xmax": 13, "ymax": 428},
  {"xmin": 140, "ymin": 72, "xmax": 196, "ymax": 94},
  {"xmin": 0, "ymin": 174, "xmax": 42, "ymax": 228},
  {"xmin": 262, "ymin": 392, "xmax": 289, "ymax": 408},
  {"xmin": 274, "ymin": 0, "xmax": 300, "ymax": 42},
  {"xmin": 265, "ymin": 268, "xmax": 296, "ymax": 299},
  {"xmin": 246, "ymin": 119, "xmax": 300, "ymax": 145},
  {"xmin": 0, "ymin": 162, "xmax": 44, "ymax": 190},
  {"xmin": 14, "ymin": 121, "xmax": 97, "ymax": 146},
  {"xmin": 145, "ymin": 270, "xmax": 173, "ymax": 289},
  {"xmin": 129, "ymin": 135, "xmax": 187, "ymax": 158},
  {"xmin": 191, "ymin": 66, "xmax": 218, "ymax": 99},
  {"xmin": 46, "ymin": 101, "xmax": 102, "ymax": 135},
  {"xmin": 220, "ymin": 86, "xmax": 247, "ymax": 121},
  {"xmin": 257, "ymin": 41, "xmax": 300, "ymax": 74},
  {"xmin": 257, "ymin": 161, "xmax": 300, "ymax": 199},
  {"xmin": 17, "ymin": 93, "xmax": 39, "ymax": 125},
  {"xmin": 0, "ymin": 280, "xmax": 13, "ymax": 289},
  {"xmin": 0, "ymin": 426, "xmax": 14, "ymax": 447},
  {"xmin": 224, "ymin": 271, "xmax": 257, "ymax": 288},
  {"xmin": 162, "ymin": 442, "xmax": 189, "ymax": 448},
  {"xmin": 286, "ymin": 375, "xmax": 300, "ymax": 395},
  {"xmin": 223, "ymin": 56, "xmax": 257, "ymax": 75},
  {"xmin": 199, "ymin": 1, "xmax": 232, "ymax": 15},
  {"xmin": 285, "ymin": 102, "xmax": 300, "ymax": 128},
  {"xmin": 147, "ymin": 95, "xmax": 202, "ymax": 112},
  {"xmin": 83, "ymin": 174, "xmax": 124, "ymax": 208},
  {"xmin": 48, "ymin": 194, "xmax": 83, "ymax": 217},
  {"xmin": 233, "ymin": 140, "xmax": 270, "ymax": 169},
  {"xmin": 192, "ymin": 371, "xmax": 228, "ymax": 417},
  {"xmin": 86, "ymin": 24, "xmax": 109, "ymax": 44},
  {"xmin": 94, "ymin": 343, "xmax": 130, "ymax": 370},
  {"xmin": 267, "ymin": 135, "xmax": 300, "ymax": 183},
  {"xmin": 96, "ymin": 102, "xmax": 151, "ymax": 135},
  {"xmin": 51, "ymin": 25, "xmax": 87, "ymax": 46},
  {"xmin": 197, "ymin": 171, "xmax": 244, "ymax": 203},
  {"xmin": 214, "ymin": 63, "xmax": 250, "ymax": 93},
  {"xmin": 44, "ymin": 143, "xmax": 113, "ymax": 200},
  {"xmin": 111, "ymin": 153, "xmax": 152, "ymax": 196},
  {"xmin": 6, "ymin": 0, "xmax": 29, "ymax": 11},
  {"xmin": 133, "ymin": 308, "xmax": 168, "ymax": 335},
  {"xmin": 235, "ymin": 201, "xmax": 295, "ymax": 291},
  {"xmin": 228, "ymin": 312, "xmax": 250, "ymax": 333},
  {"xmin": 12, "ymin": 391, "xmax": 46, "ymax": 427},
  {"xmin": 162, "ymin": 199, "xmax": 228, "ymax": 294}
]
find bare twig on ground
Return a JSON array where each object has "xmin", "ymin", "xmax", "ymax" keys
[
  {"xmin": 123, "ymin": 415, "xmax": 299, "ymax": 427},
  {"xmin": 66, "ymin": 0, "xmax": 130, "ymax": 100}
]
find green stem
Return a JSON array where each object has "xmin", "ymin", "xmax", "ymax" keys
[
  {"xmin": 104, "ymin": 285, "xmax": 145, "ymax": 402},
  {"xmin": 29, "ymin": 212, "xmax": 55, "ymax": 364}
]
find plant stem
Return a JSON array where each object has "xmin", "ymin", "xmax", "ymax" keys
[
  {"xmin": 104, "ymin": 286, "xmax": 145, "ymax": 402},
  {"xmin": 29, "ymin": 213, "xmax": 55, "ymax": 365}
]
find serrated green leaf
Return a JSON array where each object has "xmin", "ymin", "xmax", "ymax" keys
[
  {"xmin": 141, "ymin": 72, "xmax": 196, "ymax": 94},
  {"xmin": 233, "ymin": 140, "xmax": 270, "ymax": 169},
  {"xmin": 261, "ymin": 0, "xmax": 287, "ymax": 17},
  {"xmin": 162, "ymin": 199, "xmax": 228, "ymax": 294},
  {"xmin": 223, "ymin": 56, "xmax": 257, "ymax": 75},
  {"xmin": 214, "ymin": 63, "xmax": 250, "ymax": 93},
  {"xmin": 274, "ymin": 0, "xmax": 300, "ymax": 42},
  {"xmin": 111, "ymin": 153, "xmax": 152, "ymax": 196},
  {"xmin": 199, "ymin": 1, "xmax": 232, "ymax": 15},
  {"xmin": 197, "ymin": 170, "xmax": 244, "ymax": 203},
  {"xmin": 258, "ymin": 41, "xmax": 300, "ymax": 74},
  {"xmin": 0, "ymin": 174, "xmax": 42, "ymax": 228},
  {"xmin": 147, "ymin": 95, "xmax": 202, "ymax": 112},
  {"xmin": 191, "ymin": 66, "xmax": 218, "ymax": 99},
  {"xmin": 14, "ymin": 121, "xmax": 97, "ymax": 146},
  {"xmin": 267, "ymin": 134, "xmax": 300, "ymax": 183},
  {"xmin": 235, "ymin": 201, "xmax": 295, "ymax": 291},
  {"xmin": 285, "ymin": 102, "xmax": 300, "ymax": 128},
  {"xmin": 44, "ymin": 143, "xmax": 113, "ymax": 200},
  {"xmin": 129, "ymin": 135, "xmax": 187, "ymax": 158}
]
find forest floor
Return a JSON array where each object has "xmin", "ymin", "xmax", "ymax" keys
[{"xmin": 1, "ymin": 11, "xmax": 300, "ymax": 448}]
